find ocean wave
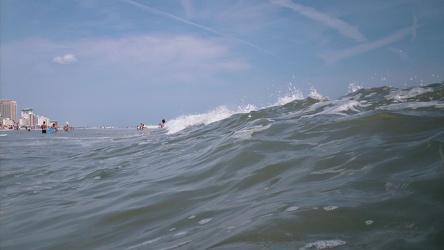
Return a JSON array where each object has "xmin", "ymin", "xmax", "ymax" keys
[
  {"xmin": 162, "ymin": 83, "xmax": 444, "ymax": 135},
  {"xmin": 1, "ymin": 83, "xmax": 443, "ymax": 249}
]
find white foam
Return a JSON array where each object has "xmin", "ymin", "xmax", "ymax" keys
[
  {"xmin": 378, "ymin": 101, "xmax": 444, "ymax": 111},
  {"xmin": 323, "ymin": 206, "xmax": 338, "ymax": 211},
  {"xmin": 198, "ymin": 218, "xmax": 212, "ymax": 224},
  {"xmin": 309, "ymin": 87, "xmax": 328, "ymax": 101},
  {"xmin": 327, "ymin": 100, "xmax": 362, "ymax": 113},
  {"xmin": 304, "ymin": 99, "xmax": 366, "ymax": 117},
  {"xmin": 174, "ymin": 231, "xmax": 187, "ymax": 237},
  {"xmin": 389, "ymin": 86, "xmax": 433, "ymax": 102},
  {"xmin": 302, "ymin": 240, "xmax": 346, "ymax": 249},
  {"xmin": 166, "ymin": 105, "xmax": 256, "ymax": 134},
  {"xmin": 158, "ymin": 241, "xmax": 191, "ymax": 250},
  {"xmin": 348, "ymin": 82, "xmax": 363, "ymax": 93},
  {"xmin": 125, "ymin": 237, "xmax": 162, "ymax": 250},
  {"xmin": 286, "ymin": 206, "xmax": 299, "ymax": 212},
  {"xmin": 162, "ymin": 85, "xmax": 334, "ymax": 134},
  {"xmin": 274, "ymin": 87, "xmax": 304, "ymax": 106}
]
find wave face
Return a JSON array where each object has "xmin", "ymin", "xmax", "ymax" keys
[{"xmin": 1, "ymin": 83, "xmax": 444, "ymax": 249}]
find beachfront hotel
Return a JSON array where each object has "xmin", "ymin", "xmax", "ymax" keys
[
  {"xmin": 19, "ymin": 109, "xmax": 52, "ymax": 129},
  {"xmin": 1, "ymin": 99, "xmax": 53, "ymax": 129},
  {"xmin": 0, "ymin": 99, "xmax": 17, "ymax": 128},
  {"xmin": 0, "ymin": 99, "xmax": 17, "ymax": 122}
]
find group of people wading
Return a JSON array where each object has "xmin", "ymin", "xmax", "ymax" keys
[
  {"xmin": 41, "ymin": 121, "xmax": 72, "ymax": 133},
  {"xmin": 137, "ymin": 119, "xmax": 166, "ymax": 130},
  {"xmin": 41, "ymin": 121, "xmax": 56, "ymax": 133}
]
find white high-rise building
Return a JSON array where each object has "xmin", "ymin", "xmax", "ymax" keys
[
  {"xmin": 36, "ymin": 115, "xmax": 51, "ymax": 127},
  {"xmin": 20, "ymin": 108, "xmax": 36, "ymax": 128}
]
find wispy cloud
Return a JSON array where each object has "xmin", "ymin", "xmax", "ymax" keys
[
  {"xmin": 72, "ymin": 34, "xmax": 250, "ymax": 83},
  {"xmin": 272, "ymin": 0, "xmax": 366, "ymax": 43},
  {"xmin": 320, "ymin": 26, "xmax": 413, "ymax": 65},
  {"xmin": 52, "ymin": 54, "xmax": 77, "ymax": 64},
  {"xmin": 125, "ymin": 0, "xmax": 289, "ymax": 63}
]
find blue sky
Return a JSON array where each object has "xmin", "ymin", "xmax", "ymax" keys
[{"xmin": 1, "ymin": 0, "xmax": 443, "ymax": 127}]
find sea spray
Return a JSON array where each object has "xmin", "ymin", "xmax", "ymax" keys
[
  {"xmin": 165, "ymin": 104, "xmax": 257, "ymax": 134},
  {"xmin": 348, "ymin": 82, "xmax": 363, "ymax": 93},
  {"xmin": 1, "ymin": 83, "xmax": 443, "ymax": 249},
  {"xmin": 165, "ymin": 83, "xmax": 306, "ymax": 134},
  {"xmin": 274, "ymin": 83, "xmax": 305, "ymax": 106}
]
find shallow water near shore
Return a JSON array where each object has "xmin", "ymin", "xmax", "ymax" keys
[{"xmin": 1, "ymin": 84, "xmax": 444, "ymax": 249}]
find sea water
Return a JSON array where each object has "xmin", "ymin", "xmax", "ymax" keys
[{"xmin": 1, "ymin": 83, "xmax": 444, "ymax": 249}]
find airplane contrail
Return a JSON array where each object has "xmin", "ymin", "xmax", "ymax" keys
[
  {"xmin": 272, "ymin": 0, "xmax": 367, "ymax": 43},
  {"xmin": 124, "ymin": 0, "xmax": 292, "ymax": 64},
  {"xmin": 320, "ymin": 26, "xmax": 413, "ymax": 65}
]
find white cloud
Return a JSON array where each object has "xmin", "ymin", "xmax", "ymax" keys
[
  {"xmin": 272, "ymin": 0, "xmax": 366, "ymax": 43},
  {"xmin": 52, "ymin": 54, "xmax": 77, "ymax": 64},
  {"xmin": 79, "ymin": 34, "xmax": 250, "ymax": 71}
]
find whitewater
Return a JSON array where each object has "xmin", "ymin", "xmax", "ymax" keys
[{"xmin": 1, "ymin": 83, "xmax": 443, "ymax": 249}]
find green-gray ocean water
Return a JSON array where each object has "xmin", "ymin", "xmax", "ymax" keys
[{"xmin": 1, "ymin": 84, "xmax": 444, "ymax": 249}]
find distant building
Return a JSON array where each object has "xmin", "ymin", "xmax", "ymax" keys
[
  {"xmin": 20, "ymin": 108, "xmax": 36, "ymax": 128},
  {"xmin": 36, "ymin": 115, "xmax": 51, "ymax": 128},
  {"xmin": 1, "ymin": 118, "xmax": 14, "ymax": 129},
  {"xmin": 0, "ymin": 99, "xmax": 17, "ymax": 122},
  {"xmin": 0, "ymin": 100, "xmax": 58, "ymax": 129}
]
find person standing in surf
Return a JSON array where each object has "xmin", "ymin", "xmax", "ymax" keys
[
  {"xmin": 51, "ymin": 123, "xmax": 58, "ymax": 132},
  {"xmin": 41, "ymin": 121, "xmax": 47, "ymax": 133}
]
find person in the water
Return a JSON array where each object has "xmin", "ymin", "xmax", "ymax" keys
[
  {"xmin": 51, "ymin": 123, "xmax": 58, "ymax": 132},
  {"xmin": 41, "ymin": 121, "xmax": 47, "ymax": 133},
  {"xmin": 159, "ymin": 119, "xmax": 166, "ymax": 128}
]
